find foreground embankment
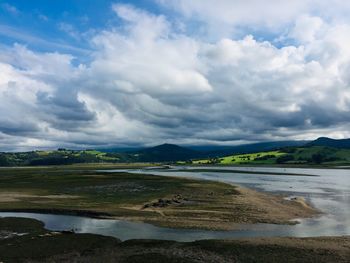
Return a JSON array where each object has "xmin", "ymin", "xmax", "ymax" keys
[{"xmin": 1, "ymin": 217, "xmax": 349, "ymax": 263}]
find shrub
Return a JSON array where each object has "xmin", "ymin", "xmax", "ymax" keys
[{"xmin": 276, "ymin": 154, "xmax": 294, "ymax": 164}]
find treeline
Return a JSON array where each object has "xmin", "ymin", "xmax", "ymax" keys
[
  {"xmin": 275, "ymin": 146, "xmax": 346, "ymax": 164},
  {"xmin": 0, "ymin": 150, "xmax": 135, "ymax": 167}
]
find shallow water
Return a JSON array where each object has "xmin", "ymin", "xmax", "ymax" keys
[{"xmin": 1, "ymin": 167, "xmax": 349, "ymax": 241}]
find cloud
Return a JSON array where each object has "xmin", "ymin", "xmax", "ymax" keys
[
  {"xmin": 1, "ymin": 3, "xmax": 350, "ymax": 150},
  {"xmin": 158, "ymin": 0, "xmax": 350, "ymax": 39},
  {"xmin": 1, "ymin": 3, "xmax": 19, "ymax": 15},
  {"xmin": 38, "ymin": 14, "xmax": 49, "ymax": 21},
  {"xmin": 0, "ymin": 25, "xmax": 90, "ymax": 55},
  {"xmin": 289, "ymin": 15, "xmax": 324, "ymax": 43},
  {"xmin": 58, "ymin": 22, "xmax": 81, "ymax": 40}
]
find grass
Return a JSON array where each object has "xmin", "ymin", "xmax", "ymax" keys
[
  {"xmin": 193, "ymin": 151, "xmax": 286, "ymax": 165},
  {"xmin": 0, "ymin": 149, "xmax": 128, "ymax": 166},
  {"xmin": 191, "ymin": 146, "xmax": 350, "ymax": 166}
]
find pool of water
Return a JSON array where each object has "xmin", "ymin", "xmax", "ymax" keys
[{"xmin": 1, "ymin": 167, "xmax": 349, "ymax": 241}]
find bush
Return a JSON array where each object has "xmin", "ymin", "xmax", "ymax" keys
[
  {"xmin": 276, "ymin": 155, "xmax": 294, "ymax": 164},
  {"xmin": 311, "ymin": 153, "xmax": 338, "ymax": 164},
  {"xmin": 254, "ymin": 155, "xmax": 276, "ymax": 161},
  {"xmin": 282, "ymin": 147, "xmax": 297, "ymax": 153},
  {"xmin": 0, "ymin": 155, "xmax": 10, "ymax": 166}
]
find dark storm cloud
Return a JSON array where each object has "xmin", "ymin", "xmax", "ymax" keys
[
  {"xmin": 37, "ymin": 91, "xmax": 96, "ymax": 123},
  {"xmin": 0, "ymin": 120, "xmax": 39, "ymax": 136}
]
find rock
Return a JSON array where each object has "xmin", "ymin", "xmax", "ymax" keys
[{"xmin": 62, "ymin": 229, "xmax": 75, "ymax": 234}]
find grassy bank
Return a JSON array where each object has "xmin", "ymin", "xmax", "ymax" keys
[
  {"xmin": 190, "ymin": 146, "xmax": 350, "ymax": 166},
  {"xmin": 0, "ymin": 217, "xmax": 349, "ymax": 263},
  {"xmin": 0, "ymin": 166, "xmax": 317, "ymax": 230}
]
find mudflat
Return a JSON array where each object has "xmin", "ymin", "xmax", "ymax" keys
[{"xmin": 0, "ymin": 166, "xmax": 317, "ymax": 230}]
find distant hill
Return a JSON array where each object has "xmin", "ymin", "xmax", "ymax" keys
[
  {"xmin": 189, "ymin": 140, "xmax": 309, "ymax": 157},
  {"xmin": 191, "ymin": 145, "xmax": 350, "ymax": 166},
  {"xmin": 133, "ymin": 143, "xmax": 201, "ymax": 162},
  {"xmin": 0, "ymin": 150, "xmax": 132, "ymax": 167},
  {"xmin": 97, "ymin": 147, "xmax": 142, "ymax": 153},
  {"xmin": 306, "ymin": 137, "xmax": 350, "ymax": 149},
  {"xmin": 127, "ymin": 141, "xmax": 309, "ymax": 162},
  {"xmin": 3, "ymin": 138, "xmax": 350, "ymax": 166}
]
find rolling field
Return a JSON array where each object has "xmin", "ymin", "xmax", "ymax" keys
[
  {"xmin": 191, "ymin": 146, "xmax": 350, "ymax": 165},
  {"xmin": 192, "ymin": 151, "xmax": 286, "ymax": 165}
]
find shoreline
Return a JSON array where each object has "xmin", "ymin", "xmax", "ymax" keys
[
  {"xmin": 0, "ymin": 208, "xmax": 114, "ymax": 219},
  {"xmin": 171, "ymin": 168, "xmax": 318, "ymax": 176}
]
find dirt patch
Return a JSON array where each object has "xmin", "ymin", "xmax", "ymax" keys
[
  {"xmin": 142, "ymin": 194, "xmax": 189, "ymax": 209},
  {"xmin": 71, "ymin": 183, "xmax": 158, "ymax": 193},
  {"xmin": 0, "ymin": 192, "xmax": 79, "ymax": 203},
  {"xmin": 0, "ymin": 193, "xmax": 35, "ymax": 202},
  {"xmin": 0, "ymin": 230, "xmax": 28, "ymax": 239},
  {"xmin": 122, "ymin": 185, "xmax": 319, "ymax": 230}
]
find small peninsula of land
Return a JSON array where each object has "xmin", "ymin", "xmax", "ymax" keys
[{"xmin": 0, "ymin": 166, "xmax": 317, "ymax": 230}]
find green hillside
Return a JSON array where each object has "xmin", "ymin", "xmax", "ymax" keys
[
  {"xmin": 190, "ymin": 146, "xmax": 350, "ymax": 165},
  {"xmin": 193, "ymin": 150, "xmax": 286, "ymax": 165},
  {"xmin": 0, "ymin": 149, "xmax": 132, "ymax": 166},
  {"xmin": 0, "ymin": 144, "xmax": 202, "ymax": 166},
  {"xmin": 2, "ymin": 144, "xmax": 350, "ymax": 167}
]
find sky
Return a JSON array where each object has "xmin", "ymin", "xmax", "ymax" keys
[{"xmin": 1, "ymin": 0, "xmax": 350, "ymax": 151}]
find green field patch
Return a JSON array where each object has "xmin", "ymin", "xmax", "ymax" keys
[{"xmin": 193, "ymin": 151, "xmax": 285, "ymax": 165}]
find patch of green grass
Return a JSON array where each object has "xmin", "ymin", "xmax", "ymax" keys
[
  {"xmin": 191, "ymin": 146, "xmax": 350, "ymax": 165},
  {"xmin": 0, "ymin": 150, "xmax": 130, "ymax": 166},
  {"xmin": 193, "ymin": 151, "xmax": 285, "ymax": 165}
]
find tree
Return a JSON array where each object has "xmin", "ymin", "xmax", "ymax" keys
[
  {"xmin": 276, "ymin": 154, "xmax": 294, "ymax": 164},
  {"xmin": 311, "ymin": 153, "xmax": 324, "ymax": 164}
]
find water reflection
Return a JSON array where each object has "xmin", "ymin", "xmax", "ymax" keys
[{"xmin": 0, "ymin": 211, "xmax": 347, "ymax": 242}]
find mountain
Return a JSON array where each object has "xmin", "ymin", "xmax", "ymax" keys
[
  {"xmin": 97, "ymin": 147, "xmax": 142, "ymax": 153},
  {"xmin": 2, "ymin": 139, "xmax": 350, "ymax": 166},
  {"xmin": 131, "ymin": 141, "xmax": 309, "ymax": 162},
  {"xmin": 133, "ymin": 143, "xmax": 201, "ymax": 162},
  {"xmin": 306, "ymin": 137, "xmax": 350, "ymax": 149}
]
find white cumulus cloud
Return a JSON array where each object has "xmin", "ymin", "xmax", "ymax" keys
[{"xmin": 1, "ymin": 3, "xmax": 350, "ymax": 150}]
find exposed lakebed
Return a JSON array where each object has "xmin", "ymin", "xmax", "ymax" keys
[{"xmin": 1, "ymin": 166, "xmax": 349, "ymax": 241}]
